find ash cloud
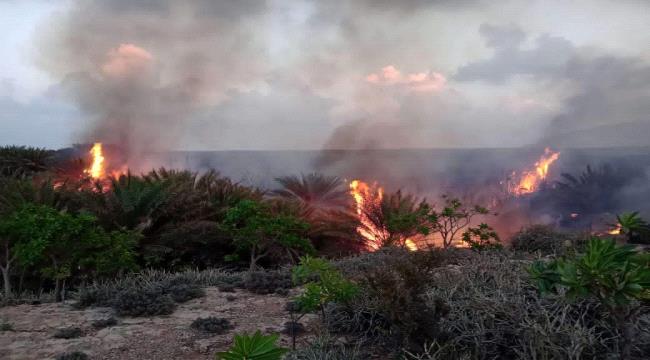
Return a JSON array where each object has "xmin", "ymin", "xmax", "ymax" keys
[{"xmin": 29, "ymin": 0, "xmax": 650, "ymax": 161}]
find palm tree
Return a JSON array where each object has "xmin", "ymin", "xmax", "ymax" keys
[
  {"xmin": 613, "ymin": 212, "xmax": 650, "ymax": 244},
  {"xmin": 0, "ymin": 146, "xmax": 54, "ymax": 178},
  {"xmin": 273, "ymin": 173, "xmax": 349, "ymax": 213},
  {"xmin": 549, "ymin": 165, "xmax": 630, "ymax": 216}
]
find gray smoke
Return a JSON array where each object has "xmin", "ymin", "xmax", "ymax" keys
[{"xmin": 33, "ymin": 0, "xmax": 650, "ymax": 160}]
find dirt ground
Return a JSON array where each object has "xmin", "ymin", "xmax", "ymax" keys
[{"xmin": 0, "ymin": 287, "xmax": 312, "ymax": 360}]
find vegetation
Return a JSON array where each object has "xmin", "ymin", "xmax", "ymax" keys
[
  {"xmin": 191, "ymin": 316, "xmax": 233, "ymax": 334},
  {"xmin": 221, "ymin": 200, "xmax": 314, "ymax": 271},
  {"xmin": 530, "ymin": 238, "xmax": 650, "ymax": 359},
  {"xmin": 614, "ymin": 212, "xmax": 650, "ymax": 244},
  {"xmin": 1, "ymin": 145, "xmax": 649, "ymax": 359},
  {"xmin": 216, "ymin": 331, "xmax": 288, "ymax": 360}
]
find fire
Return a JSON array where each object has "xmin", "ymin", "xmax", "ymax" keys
[
  {"xmin": 86, "ymin": 143, "xmax": 105, "ymax": 179},
  {"xmin": 349, "ymin": 180, "xmax": 418, "ymax": 251},
  {"xmin": 509, "ymin": 148, "xmax": 560, "ymax": 196},
  {"xmin": 608, "ymin": 223, "xmax": 622, "ymax": 235}
]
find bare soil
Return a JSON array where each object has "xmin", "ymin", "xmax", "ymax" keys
[{"xmin": 0, "ymin": 287, "xmax": 311, "ymax": 360}]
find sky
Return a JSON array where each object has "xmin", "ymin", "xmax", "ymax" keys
[{"xmin": 1, "ymin": 0, "xmax": 649, "ymax": 151}]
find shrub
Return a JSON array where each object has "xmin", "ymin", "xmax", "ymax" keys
[
  {"xmin": 190, "ymin": 316, "xmax": 233, "ymax": 334},
  {"xmin": 292, "ymin": 256, "xmax": 358, "ymax": 318},
  {"xmin": 357, "ymin": 250, "xmax": 449, "ymax": 352},
  {"xmin": 91, "ymin": 317, "xmax": 118, "ymax": 329},
  {"xmin": 73, "ymin": 268, "xmax": 240, "ymax": 309},
  {"xmin": 112, "ymin": 287, "xmax": 176, "ymax": 317},
  {"xmin": 285, "ymin": 336, "xmax": 362, "ymax": 360},
  {"xmin": 164, "ymin": 283, "xmax": 205, "ymax": 303},
  {"xmin": 510, "ymin": 224, "xmax": 581, "ymax": 254},
  {"xmin": 461, "ymin": 223, "xmax": 502, "ymax": 251},
  {"xmin": 282, "ymin": 321, "xmax": 306, "ymax": 336},
  {"xmin": 426, "ymin": 252, "xmax": 618, "ymax": 359},
  {"xmin": 55, "ymin": 352, "xmax": 89, "ymax": 360},
  {"xmin": 243, "ymin": 269, "xmax": 293, "ymax": 295},
  {"xmin": 0, "ymin": 320, "xmax": 13, "ymax": 332},
  {"xmin": 216, "ymin": 330, "xmax": 288, "ymax": 360},
  {"xmin": 53, "ymin": 327, "xmax": 83, "ymax": 339},
  {"xmin": 529, "ymin": 237, "xmax": 650, "ymax": 359}
]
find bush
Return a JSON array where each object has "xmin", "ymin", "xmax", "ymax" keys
[
  {"xmin": 73, "ymin": 268, "xmax": 241, "ymax": 309},
  {"xmin": 217, "ymin": 330, "xmax": 288, "ymax": 360},
  {"xmin": 356, "ymin": 250, "xmax": 449, "ymax": 352},
  {"xmin": 510, "ymin": 225, "xmax": 582, "ymax": 254},
  {"xmin": 285, "ymin": 336, "xmax": 362, "ymax": 360},
  {"xmin": 91, "ymin": 317, "xmax": 118, "ymax": 329},
  {"xmin": 112, "ymin": 287, "xmax": 176, "ymax": 317},
  {"xmin": 53, "ymin": 327, "xmax": 83, "ymax": 339},
  {"xmin": 0, "ymin": 320, "xmax": 14, "ymax": 332},
  {"xmin": 529, "ymin": 238, "xmax": 650, "ymax": 359},
  {"xmin": 164, "ymin": 283, "xmax": 205, "ymax": 303},
  {"xmin": 190, "ymin": 316, "xmax": 233, "ymax": 334},
  {"xmin": 55, "ymin": 352, "xmax": 89, "ymax": 360},
  {"xmin": 424, "ymin": 252, "xmax": 618, "ymax": 359},
  {"xmin": 243, "ymin": 269, "xmax": 293, "ymax": 295},
  {"xmin": 282, "ymin": 321, "xmax": 306, "ymax": 335}
]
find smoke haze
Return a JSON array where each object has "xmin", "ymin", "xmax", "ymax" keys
[{"xmin": 15, "ymin": 0, "xmax": 646, "ymax": 155}]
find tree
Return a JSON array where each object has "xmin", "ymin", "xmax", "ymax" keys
[
  {"xmin": 273, "ymin": 173, "xmax": 349, "ymax": 213},
  {"xmin": 428, "ymin": 196, "xmax": 489, "ymax": 248},
  {"xmin": 612, "ymin": 212, "xmax": 650, "ymax": 244},
  {"xmin": 221, "ymin": 200, "xmax": 314, "ymax": 271},
  {"xmin": 529, "ymin": 238, "xmax": 650, "ymax": 359},
  {"xmin": 0, "ymin": 146, "xmax": 54, "ymax": 178},
  {"xmin": 0, "ymin": 204, "xmax": 137, "ymax": 300},
  {"xmin": 356, "ymin": 188, "xmax": 431, "ymax": 250},
  {"xmin": 462, "ymin": 223, "xmax": 502, "ymax": 251}
]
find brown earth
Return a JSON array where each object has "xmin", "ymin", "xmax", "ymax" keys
[{"xmin": 0, "ymin": 287, "xmax": 313, "ymax": 360}]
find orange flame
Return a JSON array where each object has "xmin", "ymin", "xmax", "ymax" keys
[
  {"xmin": 608, "ymin": 223, "xmax": 622, "ymax": 235},
  {"xmin": 86, "ymin": 143, "xmax": 105, "ymax": 179},
  {"xmin": 349, "ymin": 180, "xmax": 418, "ymax": 251},
  {"xmin": 509, "ymin": 148, "xmax": 560, "ymax": 196}
]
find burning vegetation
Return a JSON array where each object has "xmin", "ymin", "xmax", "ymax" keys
[
  {"xmin": 507, "ymin": 147, "xmax": 561, "ymax": 196},
  {"xmin": 1, "ymin": 144, "xmax": 650, "ymax": 360}
]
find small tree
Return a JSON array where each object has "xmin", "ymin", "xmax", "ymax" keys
[
  {"xmin": 462, "ymin": 223, "xmax": 502, "ymax": 251},
  {"xmin": 529, "ymin": 237, "xmax": 650, "ymax": 359},
  {"xmin": 290, "ymin": 256, "xmax": 358, "ymax": 348},
  {"xmin": 612, "ymin": 212, "xmax": 650, "ymax": 244},
  {"xmin": 0, "ymin": 204, "xmax": 137, "ymax": 300},
  {"xmin": 221, "ymin": 200, "xmax": 313, "ymax": 271},
  {"xmin": 428, "ymin": 196, "xmax": 489, "ymax": 248}
]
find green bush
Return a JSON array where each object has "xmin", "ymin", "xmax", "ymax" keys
[
  {"xmin": 529, "ymin": 237, "xmax": 650, "ymax": 359},
  {"xmin": 191, "ymin": 316, "xmax": 233, "ymax": 334},
  {"xmin": 216, "ymin": 330, "xmax": 288, "ymax": 360},
  {"xmin": 112, "ymin": 287, "xmax": 176, "ymax": 317},
  {"xmin": 292, "ymin": 256, "xmax": 358, "ymax": 316}
]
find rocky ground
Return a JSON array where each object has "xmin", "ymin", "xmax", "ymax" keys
[{"xmin": 0, "ymin": 287, "xmax": 312, "ymax": 360}]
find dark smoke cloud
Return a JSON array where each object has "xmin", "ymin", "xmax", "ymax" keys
[{"xmin": 455, "ymin": 23, "xmax": 650, "ymax": 147}]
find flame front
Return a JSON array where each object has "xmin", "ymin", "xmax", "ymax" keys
[
  {"xmin": 509, "ymin": 148, "xmax": 560, "ymax": 196},
  {"xmin": 349, "ymin": 179, "xmax": 418, "ymax": 251},
  {"xmin": 86, "ymin": 143, "xmax": 105, "ymax": 179},
  {"xmin": 608, "ymin": 223, "xmax": 622, "ymax": 235}
]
